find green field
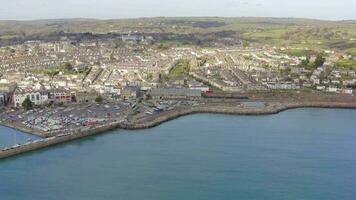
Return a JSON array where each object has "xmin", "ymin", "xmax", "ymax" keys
[
  {"xmin": 335, "ymin": 59, "xmax": 356, "ymax": 70},
  {"xmin": 346, "ymin": 48, "xmax": 356, "ymax": 56},
  {"xmin": 280, "ymin": 48, "xmax": 313, "ymax": 57},
  {"xmin": 168, "ymin": 60, "xmax": 191, "ymax": 79},
  {"xmin": 0, "ymin": 17, "xmax": 356, "ymax": 51}
]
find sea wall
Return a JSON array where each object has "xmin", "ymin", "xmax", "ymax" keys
[
  {"xmin": 0, "ymin": 122, "xmax": 120, "ymax": 159},
  {"xmin": 121, "ymin": 101, "xmax": 356, "ymax": 129},
  {"xmin": 1, "ymin": 101, "xmax": 356, "ymax": 160}
]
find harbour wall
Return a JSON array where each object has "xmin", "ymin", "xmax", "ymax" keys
[
  {"xmin": 0, "ymin": 122, "xmax": 120, "ymax": 159},
  {"xmin": 121, "ymin": 101, "xmax": 356, "ymax": 129},
  {"xmin": 1, "ymin": 101, "xmax": 356, "ymax": 160}
]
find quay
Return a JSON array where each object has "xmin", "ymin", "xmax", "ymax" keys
[{"xmin": 1, "ymin": 101, "xmax": 356, "ymax": 160}]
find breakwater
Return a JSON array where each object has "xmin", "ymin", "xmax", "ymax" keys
[
  {"xmin": 121, "ymin": 101, "xmax": 356, "ymax": 129},
  {"xmin": 0, "ymin": 122, "xmax": 120, "ymax": 159},
  {"xmin": 1, "ymin": 101, "xmax": 356, "ymax": 160}
]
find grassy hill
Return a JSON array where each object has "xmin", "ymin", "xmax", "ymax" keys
[{"xmin": 0, "ymin": 17, "xmax": 355, "ymax": 52}]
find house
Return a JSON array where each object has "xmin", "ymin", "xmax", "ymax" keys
[
  {"xmin": 343, "ymin": 80, "xmax": 355, "ymax": 86},
  {"xmin": 50, "ymin": 89, "xmax": 72, "ymax": 104},
  {"xmin": 342, "ymin": 89, "xmax": 353, "ymax": 94},
  {"xmin": 331, "ymin": 80, "xmax": 341, "ymax": 85},
  {"xmin": 316, "ymin": 86, "xmax": 326, "ymax": 91},
  {"xmin": 327, "ymin": 87, "xmax": 338, "ymax": 93},
  {"xmin": 311, "ymin": 78, "xmax": 320, "ymax": 85},
  {"xmin": 290, "ymin": 67, "xmax": 303, "ymax": 74}
]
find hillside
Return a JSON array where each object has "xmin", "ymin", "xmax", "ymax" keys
[{"xmin": 0, "ymin": 17, "xmax": 355, "ymax": 52}]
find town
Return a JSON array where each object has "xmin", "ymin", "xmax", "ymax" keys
[
  {"xmin": 2, "ymin": 1, "xmax": 356, "ymax": 198},
  {"xmin": 0, "ymin": 32, "xmax": 355, "ymax": 139}
]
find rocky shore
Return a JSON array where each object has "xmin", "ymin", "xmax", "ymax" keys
[{"xmin": 1, "ymin": 101, "xmax": 356, "ymax": 160}]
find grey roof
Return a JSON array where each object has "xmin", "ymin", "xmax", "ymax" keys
[
  {"xmin": 151, "ymin": 88, "xmax": 201, "ymax": 97},
  {"xmin": 123, "ymin": 86, "xmax": 140, "ymax": 92}
]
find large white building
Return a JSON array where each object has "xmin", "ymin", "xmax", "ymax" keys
[{"xmin": 13, "ymin": 88, "xmax": 49, "ymax": 107}]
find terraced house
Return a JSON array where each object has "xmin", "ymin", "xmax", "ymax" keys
[{"xmin": 49, "ymin": 89, "xmax": 72, "ymax": 104}]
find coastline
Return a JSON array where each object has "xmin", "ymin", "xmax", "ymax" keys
[
  {"xmin": 120, "ymin": 101, "xmax": 356, "ymax": 129},
  {"xmin": 1, "ymin": 101, "xmax": 356, "ymax": 160}
]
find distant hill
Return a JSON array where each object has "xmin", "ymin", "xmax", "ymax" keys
[{"xmin": 0, "ymin": 17, "xmax": 355, "ymax": 51}]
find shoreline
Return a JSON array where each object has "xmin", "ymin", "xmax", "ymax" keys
[
  {"xmin": 120, "ymin": 101, "xmax": 356, "ymax": 129},
  {"xmin": 1, "ymin": 101, "xmax": 356, "ymax": 160}
]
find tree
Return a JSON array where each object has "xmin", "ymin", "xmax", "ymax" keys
[
  {"xmin": 147, "ymin": 73, "xmax": 153, "ymax": 80},
  {"xmin": 144, "ymin": 93, "xmax": 151, "ymax": 100},
  {"xmin": 300, "ymin": 55, "xmax": 310, "ymax": 67},
  {"xmin": 242, "ymin": 41, "xmax": 250, "ymax": 48},
  {"xmin": 95, "ymin": 95, "xmax": 103, "ymax": 103},
  {"xmin": 314, "ymin": 53, "xmax": 326, "ymax": 68},
  {"xmin": 22, "ymin": 97, "xmax": 33, "ymax": 110},
  {"xmin": 64, "ymin": 63, "xmax": 73, "ymax": 71},
  {"xmin": 157, "ymin": 43, "xmax": 168, "ymax": 50}
]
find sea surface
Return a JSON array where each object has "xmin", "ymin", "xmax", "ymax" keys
[
  {"xmin": 0, "ymin": 126, "xmax": 39, "ymax": 149},
  {"xmin": 1, "ymin": 108, "xmax": 356, "ymax": 200}
]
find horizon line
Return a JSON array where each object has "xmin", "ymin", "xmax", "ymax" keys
[{"xmin": 0, "ymin": 16, "xmax": 355, "ymax": 23}]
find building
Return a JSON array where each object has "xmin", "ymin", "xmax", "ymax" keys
[
  {"xmin": 150, "ymin": 88, "xmax": 202, "ymax": 99},
  {"xmin": 121, "ymin": 86, "xmax": 140, "ymax": 100},
  {"xmin": 13, "ymin": 88, "xmax": 49, "ymax": 107},
  {"xmin": 327, "ymin": 87, "xmax": 338, "ymax": 93},
  {"xmin": 0, "ymin": 92, "xmax": 7, "ymax": 106},
  {"xmin": 121, "ymin": 34, "xmax": 144, "ymax": 42},
  {"xmin": 75, "ymin": 91, "xmax": 98, "ymax": 103},
  {"xmin": 0, "ymin": 83, "xmax": 17, "ymax": 106},
  {"xmin": 50, "ymin": 89, "xmax": 72, "ymax": 104},
  {"xmin": 342, "ymin": 89, "xmax": 353, "ymax": 94}
]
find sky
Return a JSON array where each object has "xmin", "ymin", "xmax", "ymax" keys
[{"xmin": 0, "ymin": 0, "xmax": 355, "ymax": 21}]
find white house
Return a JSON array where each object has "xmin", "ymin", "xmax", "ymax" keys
[
  {"xmin": 327, "ymin": 87, "xmax": 338, "ymax": 93},
  {"xmin": 316, "ymin": 86, "xmax": 326, "ymax": 91},
  {"xmin": 342, "ymin": 89, "xmax": 353, "ymax": 94}
]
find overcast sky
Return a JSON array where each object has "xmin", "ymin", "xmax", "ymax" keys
[{"xmin": 0, "ymin": 0, "xmax": 355, "ymax": 21}]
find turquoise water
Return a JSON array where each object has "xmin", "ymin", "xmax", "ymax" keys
[
  {"xmin": 0, "ymin": 126, "xmax": 39, "ymax": 149},
  {"xmin": 1, "ymin": 108, "xmax": 356, "ymax": 200}
]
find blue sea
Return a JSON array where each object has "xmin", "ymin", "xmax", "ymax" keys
[
  {"xmin": 0, "ymin": 126, "xmax": 39, "ymax": 149},
  {"xmin": 1, "ymin": 108, "xmax": 356, "ymax": 200}
]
